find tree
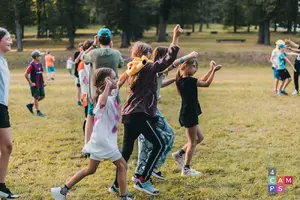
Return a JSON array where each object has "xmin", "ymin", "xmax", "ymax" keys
[
  {"xmin": 157, "ymin": 0, "xmax": 171, "ymax": 42},
  {"xmin": 223, "ymin": 0, "xmax": 246, "ymax": 33}
]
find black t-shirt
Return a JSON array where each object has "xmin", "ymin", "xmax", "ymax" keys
[
  {"xmin": 74, "ymin": 51, "xmax": 80, "ymax": 78},
  {"xmin": 176, "ymin": 76, "xmax": 202, "ymax": 118},
  {"xmin": 294, "ymin": 46, "xmax": 300, "ymax": 68}
]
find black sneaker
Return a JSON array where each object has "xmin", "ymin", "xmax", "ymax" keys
[
  {"xmin": 151, "ymin": 169, "xmax": 166, "ymax": 180},
  {"xmin": 37, "ymin": 111, "xmax": 45, "ymax": 117},
  {"xmin": 51, "ymin": 78, "xmax": 54, "ymax": 80},
  {"xmin": 0, "ymin": 186, "xmax": 19, "ymax": 199},
  {"xmin": 26, "ymin": 104, "xmax": 34, "ymax": 114}
]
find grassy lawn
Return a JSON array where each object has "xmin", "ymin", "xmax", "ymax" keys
[
  {"xmin": 3, "ymin": 25, "xmax": 300, "ymax": 199},
  {"xmin": 5, "ymin": 66, "xmax": 300, "ymax": 200}
]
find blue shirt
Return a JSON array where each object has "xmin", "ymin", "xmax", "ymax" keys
[
  {"xmin": 278, "ymin": 52, "xmax": 287, "ymax": 70},
  {"xmin": 0, "ymin": 56, "xmax": 10, "ymax": 106}
]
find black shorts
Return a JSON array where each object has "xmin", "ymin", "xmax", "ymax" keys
[
  {"xmin": 179, "ymin": 115, "xmax": 199, "ymax": 128},
  {"xmin": 0, "ymin": 104, "xmax": 10, "ymax": 128},
  {"xmin": 277, "ymin": 69, "xmax": 291, "ymax": 80}
]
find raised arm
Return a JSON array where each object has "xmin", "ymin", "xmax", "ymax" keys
[
  {"xmin": 160, "ymin": 51, "xmax": 199, "ymax": 74},
  {"xmin": 283, "ymin": 57, "xmax": 296, "ymax": 72},
  {"xmin": 99, "ymin": 77, "xmax": 112, "ymax": 108},
  {"xmin": 151, "ymin": 25, "xmax": 182, "ymax": 73},
  {"xmin": 285, "ymin": 39, "xmax": 299, "ymax": 48},
  {"xmin": 197, "ymin": 65, "xmax": 222, "ymax": 87},
  {"xmin": 118, "ymin": 72, "xmax": 129, "ymax": 89},
  {"xmin": 199, "ymin": 61, "xmax": 216, "ymax": 81}
]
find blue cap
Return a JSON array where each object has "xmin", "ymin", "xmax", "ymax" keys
[
  {"xmin": 31, "ymin": 50, "xmax": 44, "ymax": 58},
  {"xmin": 97, "ymin": 28, "xmax": 111, "ymax": 39},
  {"xmin": 278, "ymin": 44, "xmax": 287, "ymax": 49}
]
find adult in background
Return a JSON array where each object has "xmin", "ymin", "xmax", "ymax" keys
[{"xmin": 81, "ymin": 28, "xmax": 124, "ymax": 145}]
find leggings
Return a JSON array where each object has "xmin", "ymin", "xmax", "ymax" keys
[
  {"xmin": 294, "ymin": 66, "xmax": 300, "ymax": 91},
  {"xmin": 114, "ymin": 118, "xmax": 165, "ymax": 185},
  {"xmin": 135, "ymin": 109, "xmax": 174, "ymax": 175}
]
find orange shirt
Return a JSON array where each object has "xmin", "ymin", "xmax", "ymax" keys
[
  {"xmin": 77, "ymin": 61, "xmax": 84, "ymax": 72},
  {"xmin": 45, "ymin": 55, "xmax": 55, "ymax": 67}
]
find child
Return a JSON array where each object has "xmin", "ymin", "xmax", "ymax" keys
[
  {"xmin": 51, "ymin": 68, "xmax": 133, "ymax": 200},
  {"xmin": 110, "ymin": 25, "xmax": 182, "ymax": 196},
  {"xmin": 25, "ymin": 50, "xmax": 46, "ymax": 117},
  {"xmin": 276, "ymin": 44, "xmax": 296, "ymax": 96},
  {"xmin": 78, "ymin": 40, "xmax": 93, "ymax": 136},
  {"xmin": 66, "ymin": 57, "xmax": 73, "ymax": 76},
  {"xmin": 172, "ymin": 59, "xmax": 222, "ymax": 176},
  {"xmin": 270, "ymin": 40, "xmax": 285, "ymax": 94},
  {"xmin": 133, "ymin": 48, "xmax": 199, "ymax": 181},
  {"xmin": 0, "ymin": 27, "xmax": 19, "ymax": 199},
  {"xmin": 45, "ymin": 51, "xmax": 55, "ymax": 80},
  {"xmin": 284, "ymin": 39, "xmax": 300, "ymax": 95}
]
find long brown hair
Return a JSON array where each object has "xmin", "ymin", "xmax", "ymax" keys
[
  {"xmin": 152, "ymin": 46, "xmax": 168, "ymax": 62},
  {"xmin": 176, "ymin": 59, "xmax": 199, "ymax": 94},
  {"xmin": 92, "ymin": 68, "xmax": 113, "ymax": 104}
]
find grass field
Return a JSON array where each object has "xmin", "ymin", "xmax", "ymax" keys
[
  {"xmin": 5, "ymin": 66, "xmax": 300, "ymax": 200},
  {"xmin": 3, "ymin": 25, "xmax": 300, "ymax": 200}
]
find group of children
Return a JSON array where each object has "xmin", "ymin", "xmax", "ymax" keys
[
  {"xmin": 0, "ymin": 25, "xmax": 222, "ymax": 199},
  {"xmin": 49, "ymin": 25, "xmax": 222, "ymax": 200},
  {"xmin": 270, "ymin": 39, "xmax": 300, "ymax": 96}
]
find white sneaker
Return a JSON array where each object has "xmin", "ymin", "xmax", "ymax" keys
[
  {"xmin": 292, "ymin": 90, "xmax": 298, "ymax": 95},
  {"xmin": 172, "ymin": 151, "xmax": 184, "ymax": 167},
  {"xmin": 131, "ymin": 175, "xmax": 138, "ymax": 183},
  {"xmin": 181, "ymin": 168, "xmax": 201, "ymax": 176},
  {"xmin": 51, "ymin": 187, "xmax": 67, "ymax": 200}
]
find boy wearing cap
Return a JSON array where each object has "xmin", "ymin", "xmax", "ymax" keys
[
  {"xmin": 270, "ymin": 40, "xmax": 285, "ymax": 94},
  {"xmin": 25, "ymin": 50, "xmax": 46, "ymax": 117},
  {"xmin": 277, "ymin": 44, "xmax": 295, "ymax": 96}
]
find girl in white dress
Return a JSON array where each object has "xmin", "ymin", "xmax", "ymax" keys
[{"xmin": 51, "ymin": 68, "xmax": 132, "ymax": 200}]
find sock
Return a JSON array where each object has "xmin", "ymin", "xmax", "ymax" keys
[
  {"xmin": 138, "ymin": 176, "xmax": 146, "ymax": 183},
  {"xmin": 184, "ymin": 165, "xmax": 190, "ymax": 170},
  {"xmin": 178, "ymin": 149, "xmax": 185, "ymax": 156},
  {"xmin": 0, "ymin": 183, "xmax": 6, "ymax": 190},
  {"xmin": 60, "ymin": 185, "xmax": 70, "ymax": 195}
]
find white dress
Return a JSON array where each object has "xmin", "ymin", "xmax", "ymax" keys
[{"xmin": 82, "ymin": 89, "xmax": 121, "ymax": 162}]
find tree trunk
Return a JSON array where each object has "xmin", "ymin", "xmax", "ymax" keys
[
  {"xmin": 247, "ymin": 24, "xmax": 250, "ymax": 32},
  {"xmin": 156, "ymin": 14, "xmax": 159, "ymax": 36},
  {"xmin": 274, "ymin": 23, "xmax": 277, "ymax": 32},
  {"xmin": 192, "ymin": 23, "xmax": 195, "ymax": 32},
  {"xmin": 234, "ymin": 5, "xmax": 237, "ymax": 33},
  {"xmin": 255, "ymin": 25, "xmax": 257, "ymax": 30},
  {"xmin": 206, "ymin": 23, "xmax": 209, "ymax": 29},
  {"xmin": 121, "ymin": 31, "xmax": 130, "ymax": 48},
  {"xmin": 37, "ymin": 0, "xmax": 42, "ymax": 38},
  {"xmin": 293, "ymin": 0, "xmax": 298, "ymax": 34},
  {"xmin": 257, "ymin": 22, "xmax": 264, "ymax": 44},
  {"xmin": 68, "ymin": 36, "xmax": 75, "ymax": 50},
  {"xmin": 14, "ymin": 3, "xmax": 23, "ymax": 52},
  {"xmin": 158, "ymin": 11, "xmax": 167, "ymax": 42},
  {"xmin": 22, "ymin": 24, "xmax": 24, "ymax": 38},
  {"xmin": 264, "ymin": 21, "xmax": 270, "ymax": 45},
  {"xmin": 287, "ymin": 19, "xmax": 292, "ymax": 33},
  {"xmin": 199, "ymin": 23, "xmax": 203, "ymax": 32}
]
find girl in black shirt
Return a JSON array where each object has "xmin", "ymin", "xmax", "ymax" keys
[{"xmin": 172, "ymin": 59, "xmax": 221, "ymax": 176}]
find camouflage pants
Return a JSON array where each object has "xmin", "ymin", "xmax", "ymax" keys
[{"xmin": 135, "ymin": 108, "xmax": 175, "ymax": 175}]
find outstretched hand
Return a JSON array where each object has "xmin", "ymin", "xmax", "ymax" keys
[
  {"xmin": 173, "ymin": 24, "xmax": 183, "ymax": 38},
  {"xmin": 285, "ymin": 39, "xmax": 291, "ymax": 44},
  {"xmin": 210, "ymin": 60, "xmax": 216, "ymax": 70},
  {"xmin": 190, "ymin": 51, "xmax": 199, "ymax": 58},
  {"xmin": 214, "ymin": 65, "xmax": 222, "ymax": 71}
]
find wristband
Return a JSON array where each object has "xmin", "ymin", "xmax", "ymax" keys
[{"xmin": 180, "ymin": 58, "xmax": 184, "ymax": 63}]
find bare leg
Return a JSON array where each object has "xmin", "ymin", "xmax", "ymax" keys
[
  {"xmin": 282, "ymin": 78, "xmax": 292, "ymax": 91},
  {"xmin": 32, "ymin": 98, "xmax": 39, "ymax": 111},
  {"xmin": 0, "ymin": 128, "xmax": 12, "ymax": 183},
  {"xmin": 77, "ymin": 87, "xmax": 81, "ymax": 102},
  {"xmin": 65, "ymin": 159, "xmax": 100, "ymax": 189},
  {"xmin": 278, "ymin": 80, "xmax": 285, "ymax": 93},
  {"xmin": 184, "ymin": 126, "xmax": 198, "ymax": 166},
  {"xmin": 274, "ymin": 78, "xmax": 279, "ymax": 93},
  {"xmin": 113, "ymin": 158, "xmax": 127, "ymax": 196}
]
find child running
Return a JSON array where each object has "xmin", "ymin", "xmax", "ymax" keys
[
  {"xmin": 110, "ymin": 25, "xmax": 182, "ymax": 196},
  {"xmin": 51, "ymin": 68, "xmax": 133, "ymax": 200},
  {"xmin": 276, "ymin": 44, "xmax": 296, "ymax": 96},
  {"xmin": 25, "ymin": 50, "xmax": 46, "ymax": 117},
  {"xmin": 133, "ymin": 48, "xmax": 199, "ymax": 181},
  {"xmin": 0, "ymin": 27, "xmax": 19, "ymax": 199},
  {"xmin": 172, "ymin": 59, "xmax": 222, "ymax": 176},
  {"xmin": 45, "ymin": 51, "xmax": 55, "ymax": 80},
  {"xmin": 270, "ymin": 40, "xmax": 285, "ymax": 95},
  {"xmin": 66, "ymin": 57, "xmax": 73, "ymax": 76}
]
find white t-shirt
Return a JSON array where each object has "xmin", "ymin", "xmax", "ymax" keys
[
  {"xmin": 66, "ymin": 59, "xmax": 73, "ymax": 69},
  {"xmin": 271, "ymin": 49, "xmax": 280, "ymax": 68},
  {"xmin": 82, "ymin": 89, "xmax": 120, "ymax": 160},
  {"xmin": 0, "ymin": 56, "xmax": 10, "ymax": 106}
]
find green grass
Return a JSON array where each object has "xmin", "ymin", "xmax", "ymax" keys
[{"xmin": 5, "ymin": 66, "xmax": 300, "ymax": 200}]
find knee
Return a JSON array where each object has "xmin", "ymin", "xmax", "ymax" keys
[
  {"xmin": 197, "ymin": 136, "xmax": 204, "ymax": 144},
  {"xmin": 1, "ymin": 142, "xmax": 13, "ymax": 155},
  {"xmin": 189, "ymin": 141, "xmax": 197, "ymax": 149},
  {"xmin": 117, "ymin": 160, "xmax": 127, "ymax": 171}
]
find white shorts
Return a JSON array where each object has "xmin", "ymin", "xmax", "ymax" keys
[{"xmin": 89, "ymin": 149, "xmax": 122, "ymax": 162}]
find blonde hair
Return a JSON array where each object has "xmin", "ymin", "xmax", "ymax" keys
[
  {"xmin": 275, "ymin": 40, "xmax": 285, "ymax": 50},
  {"xmin": 176, "ymin": 59, "xmax": 199, "ymax": 94},
  {"xmin": 130, "ymin": 41, "xmax": 153, "ymax": 58}
]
